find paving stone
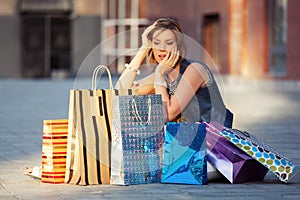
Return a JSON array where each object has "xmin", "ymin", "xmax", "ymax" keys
[{"xmin": 0, "ymin": 77, "xmax": 299, "ymax": 199}]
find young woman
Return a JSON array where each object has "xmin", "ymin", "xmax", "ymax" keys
[{"xmin": 116, "ymin": 18, "xmax": 233, "ymax": 127}]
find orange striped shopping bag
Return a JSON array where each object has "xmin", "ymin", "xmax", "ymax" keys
[{"xmin": 41, "ymin": 119, "xmax": 68, "ymax": 184}]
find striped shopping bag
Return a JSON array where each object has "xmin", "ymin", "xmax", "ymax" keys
[
  {"xmin": 65, "ymin": 65, "xmax": 131, "ymax": 185},
  {"xmin": 41, "ymin": 119, "xmax": 68, "ymax": 184}
]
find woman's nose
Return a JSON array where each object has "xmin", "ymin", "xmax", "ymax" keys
[{"xmin": 159, "ymin": 43, "xmax": 166, "ymax": 51}]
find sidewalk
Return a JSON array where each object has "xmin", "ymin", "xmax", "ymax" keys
[{"xmin": 0, "ymin": 76, "xmax": 300, "ymax": 200}]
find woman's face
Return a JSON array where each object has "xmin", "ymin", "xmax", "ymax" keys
[{"xmin": 151, "ymin": 29, "xmax": 177, "ymax": 63}]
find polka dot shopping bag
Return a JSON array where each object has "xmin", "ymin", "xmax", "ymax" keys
[{"xmin": 218, "ymin": 126, "xmax": 299, "ymax": 183}]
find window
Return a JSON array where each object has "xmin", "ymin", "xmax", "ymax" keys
[
  {"xmin": 101, "ymin": 0, "xmax": 149, "ymax": 73},
  {"xmin": 268, "ymin": 0, "xmax": 287, "ymax": 75}
]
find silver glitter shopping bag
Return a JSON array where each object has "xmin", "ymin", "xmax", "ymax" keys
[{"xmin": 110, "ymin": 94, "xmax": 165, "ymax": 185}]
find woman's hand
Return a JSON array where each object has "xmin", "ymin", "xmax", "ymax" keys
[
  {"xmin": 141, "ymin": 24, "xmax": 155, "ymax": 49},
  {"xmin": 155, "ymin": 48, "xmax": 180, "ymax": 75}
]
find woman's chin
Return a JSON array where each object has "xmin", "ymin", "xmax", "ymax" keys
[{"xmin": 154, "ymin": 56, "xmax": 164, "ymax": 63}]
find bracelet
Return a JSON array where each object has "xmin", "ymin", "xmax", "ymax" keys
[
  {"xmin": 154, "ymin": 80, "xmax": 167, "ymax": 88},
  {"xmin": 125, "ymin": 63, "xmax": 140, "ymax": 75},
  {"xmin": 133, "ymin": 81, "xmax": 139, "ymax": 86}
]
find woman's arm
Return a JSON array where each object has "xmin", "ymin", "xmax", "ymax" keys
[
  {"xmin": 156, "ymin": 62, "xmax": 209, "ymax": 121},
  {"xmin": 132, "ymin": 73, "xmax": 156, "ymax": 95},
  {"xmin": 115, "ymin": 25, "xmax": 155, "ymax": 90},
  {"xmin": 114, "ymin": 48, "xmax": 148, "ymax": 89}
]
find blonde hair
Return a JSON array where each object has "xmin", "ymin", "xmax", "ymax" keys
[{"xmin": 146, "ymin": 18, "xmax": 186, "ymax": 65}]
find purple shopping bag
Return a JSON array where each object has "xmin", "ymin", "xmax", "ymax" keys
[{"xmin": 206, "ymin": 122, "xmax": 268, "ymax": 183}]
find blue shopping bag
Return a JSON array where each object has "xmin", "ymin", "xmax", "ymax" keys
[{"xmin": 161, "ymin": 122, "xmax": 207, "ymax": 185}]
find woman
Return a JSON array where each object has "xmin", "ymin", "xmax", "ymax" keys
[{"xmin": 116, "ymin": 18, "xmax": 233, "ymax": 127}]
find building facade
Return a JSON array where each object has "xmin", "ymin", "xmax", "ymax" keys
[
  {"xmin": 0, "ymin": 0, "xmax": 103, "ymax": 78},
  {"xmin": 144, "ymin": 0, "xmax": 300, "ymax": 80},
  {"xmin": 0, "ymin": 0, "xmax": 299, "ymax": 79}
]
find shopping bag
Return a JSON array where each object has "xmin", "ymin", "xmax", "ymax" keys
[
  {"xmin": 206, "ymin": 122, "xmax": 268, "ymax": 183},
  {"xmin": 161, "ymin": 122, "xmax": 207, "ymax": 185},
  {"xmin": 42, "ymin": 119, "xmax": 68, "ymax": 184},
  {"xmin": 220, "ymin": 126, "xmax": 300, "ymax": 183},
  {"xmin": 110, "ymin": 94, "xmax": 165, "ymax": 185},
  {"xmin": 65, "ymin": 65, "xmax": 130, "ymax": 185}
]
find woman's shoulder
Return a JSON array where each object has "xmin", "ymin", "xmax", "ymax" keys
[
  {"xmin": 184, "ymin": 59, "xmax": 210, "ymax": 69},
  {"xmin": 182, "ymin": 59, "xmax": 214, "ymax": 86}
]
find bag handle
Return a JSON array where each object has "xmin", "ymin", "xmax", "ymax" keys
[
  {"xmin": 91, "ymin": 65, "xmax": 113, "ymax": 90},
  {"xmin": 131, "ymin": 97, "xmax": 151, "ymax": 125}
]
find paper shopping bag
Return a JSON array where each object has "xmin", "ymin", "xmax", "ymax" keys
[
  {"xmin": 42, "ymin": 119, "xmax": 68, "ymax": 184},
  {"xmin": 110, "ymin": 94, "xmax": 165, "ymax": 185},
  {"xmin": 65, "ymin": 65, "xmax": 130, "ymax": 185},
  {"xmin": 161, "ymin": 122, "xmax": 207, "ymax": 185},
  {"xmin": 206, "ymin": 123, "xmax": 268, "ymax": 183},
  {"xmin": 220, "ymin": 126, "xmax": 300, "ymax": 183}
]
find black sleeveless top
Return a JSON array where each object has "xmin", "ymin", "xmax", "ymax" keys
[{"xmin": 165, "ymin": 59, "xmax": 233, "ymax": 127}]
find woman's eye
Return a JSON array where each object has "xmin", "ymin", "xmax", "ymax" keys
[
  {"xmin": 153, "ymin": 41, "xmax": 160, "ymax": 45},
  {"xmin": 167, "ymin": 41, "xmax": 174, "ymax": 45}
]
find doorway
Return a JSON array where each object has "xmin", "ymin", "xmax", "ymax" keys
[
  {"xmin": 19, "ymin": 0, "xmax": 72, "ymax": 78},
  {"xmin": 202, "ymin": 14, "xmax": 221, "ymax": 70}
]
